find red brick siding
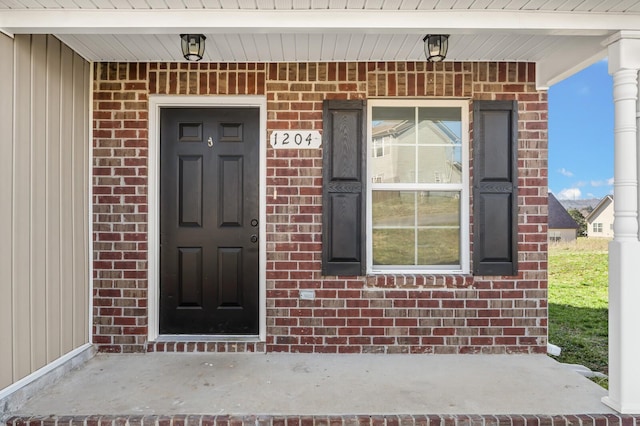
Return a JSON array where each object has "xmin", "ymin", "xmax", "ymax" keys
[
  {"xmin": 92, "ymin": 61, "xmax": 547, "ymax": 354},
  {"xmin": 93, "ymin": 63, "xmax": 149, "ymax": 352}
]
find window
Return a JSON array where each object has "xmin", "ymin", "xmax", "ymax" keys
[
  {"xmin": 372, "ymin": 137, "xmax": 390, "ymax": 158},
  {"xmin": 322, "ymin": 99, "xmax": 515, "ymax": 277},
  {"xmin": 367, "ymin": 100, "xmax": 469, "ymax": 273},
  {"xmin": 593, "ymin": 223, "xmax": 603, "ymax": 233}
]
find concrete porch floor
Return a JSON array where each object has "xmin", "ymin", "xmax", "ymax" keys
[{"xmin": 3, "ymin": 353, "xmax": 615, "ymax": 418}]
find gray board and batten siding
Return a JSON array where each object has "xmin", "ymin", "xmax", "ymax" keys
[{"xmin": 0, "ymin": 34, "xmax": 91, "ymax": 392}]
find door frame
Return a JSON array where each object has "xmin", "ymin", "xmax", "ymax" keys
[{"xmin": 148, "ymin": 95, "xmax": 267, "ymax": 342}]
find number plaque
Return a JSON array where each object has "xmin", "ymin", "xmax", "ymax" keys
[{"xmin": 270, "ymin": 130, "xmax": 321, "ymax": 149}]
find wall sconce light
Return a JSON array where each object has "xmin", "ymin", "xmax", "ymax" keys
[
  {"xmin": 180, "ymin": 34, "xmax": 206, "ymax": 61},
  {"xmin": 423, "ymin": 34, "xmax": 449, "ymax": 62}
]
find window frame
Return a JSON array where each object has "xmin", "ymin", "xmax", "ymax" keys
[{"xmin": 366, "ymin": 99, "xmax": 470, "ymax": 275}]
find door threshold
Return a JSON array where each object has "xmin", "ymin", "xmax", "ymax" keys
[
  {"xmin": 147, "ymin": 336, "xmax": 266, "ymax": 353},
  {"xmin": 156, "ymin": 335, "xmax": 262, "ymax": 342}
]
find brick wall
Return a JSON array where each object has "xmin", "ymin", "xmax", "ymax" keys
[{"xmin": 92, "ymin": 61, "xmax": 548, "ymax": 354}]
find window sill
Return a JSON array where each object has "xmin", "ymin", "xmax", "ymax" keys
[{"xmin": 368, "ymin": 268, "xmax": 468, "ymax": 275}]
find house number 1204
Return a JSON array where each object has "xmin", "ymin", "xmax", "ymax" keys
[{"xmin": 270, "ymin": 130, "xmax": 322, "ymax": 149}]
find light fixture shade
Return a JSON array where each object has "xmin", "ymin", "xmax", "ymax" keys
[
  {"xmin": 180, "ymin": 34, "xmax": 206, "ymax": 61},
  {"xmin": 423, "ymin": 34, "xmax": 449, "ymax": 62}
]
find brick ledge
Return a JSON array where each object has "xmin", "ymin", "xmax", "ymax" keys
[
  {"xmin": 146, "ymin": 341, "xmax": 266, "ymax": 353},
  {"xmin": 3, "ymin": 413, "xmax": 635, "ymax": 426}
]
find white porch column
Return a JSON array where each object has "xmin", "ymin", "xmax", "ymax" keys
[{"xmin": 603, "ymin": 31, "xmax": 640, "ymax": 414}]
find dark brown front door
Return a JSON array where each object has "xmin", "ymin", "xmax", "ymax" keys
[{"xmin": 160, "ymin": 107, "xmax": 259, "ymax": 334}]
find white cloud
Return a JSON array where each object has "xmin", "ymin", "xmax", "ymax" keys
[
  {"xmin": 557, "ymin": 188, "xmax": 582, "ymax": 200},
  {"xmin": 587, "ymin": 193, "xmax": 595, "ymax": 198},
  {"xmin": 558, "ymin": 168, "xmax": 574, "ymax": 177},
  {"xmin": 590, "ymin": 178, "xmax": 615, "ymax": 187}
]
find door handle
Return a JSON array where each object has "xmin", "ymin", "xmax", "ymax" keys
[{"xmin": 250, "ymin": 234, "xmax": 258, "ymax": 243}]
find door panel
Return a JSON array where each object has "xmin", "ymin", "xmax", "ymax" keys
[
  {"xmin": 219, "ymin": 156, "xmax": 243, "ymax": 226},
  {"xmin": 178, "ymin": 156, "xmax": 203, "ymax": 227},
  {"xmin": 160, "ymin": 107, "xmax": 260, "ymax": 334},
  {"xmin": 178, "ymin": 247, "xmax": 203, "ymax": 307},
  {"xmin": 218, "ymin": 247, "xmax": 242, "ymax": 307}
]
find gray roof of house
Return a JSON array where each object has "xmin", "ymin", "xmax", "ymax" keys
[{"xmin": 549, "ymin": 192, "xmax": 579, "ymax": 229}]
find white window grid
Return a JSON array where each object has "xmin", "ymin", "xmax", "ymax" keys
[{"xmin": 366, "ymin": 99, "xmax": 470, "ymax": 275}]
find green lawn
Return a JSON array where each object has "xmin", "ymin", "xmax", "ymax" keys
[{"xmin": 548, "ymin": 237, "xmax": 609, "ymax": 387}]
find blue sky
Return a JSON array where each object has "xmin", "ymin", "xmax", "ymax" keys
[{"xmin": 548, "ymin": 59, "xmax": 614, "ymax": 200}]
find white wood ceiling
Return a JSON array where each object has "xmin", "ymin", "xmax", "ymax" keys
[
  {"xmin": 51, "ymin": 32, "xmax": 603, "ymax": 64},
  {"xmin": 1, "ymin": 0, "xmax": 639, "ymax": 87}
]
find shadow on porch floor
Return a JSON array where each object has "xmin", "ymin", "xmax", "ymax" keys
[{"xmin": 2, "ymin": 353, "xmax": 622, "ymax": 424}]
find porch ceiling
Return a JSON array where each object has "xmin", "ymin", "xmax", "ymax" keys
[{"xmin": 1, "ymin": 0, "xmax": 640, "ymax": 88}]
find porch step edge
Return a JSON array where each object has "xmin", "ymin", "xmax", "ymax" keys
[{"xmin": 2, "ymin": 413, "xmax": 636, "ymax": 426}]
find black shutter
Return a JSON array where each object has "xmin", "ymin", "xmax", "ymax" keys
[
  {"xmin": 322, "ymin": 100, "xmax": 366, "ymax": 276},
  {"xmin": 473, "ymin": 100, "xmax": 518, "ymax": 276}
]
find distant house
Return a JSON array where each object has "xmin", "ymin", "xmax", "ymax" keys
[
  {"xmin": 548, "ymin": 192, "xmax": 579, "ymax": 243},
  {"xmin": 586, "ymin": 195, "xmax": 614, "ymax": 238}
]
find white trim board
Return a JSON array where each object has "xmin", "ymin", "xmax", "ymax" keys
[
  {"xmin": 3, "ymin": 10, "xmax": 640, "ymax": 34},
  {"xmin": 88, "ymin": 61, "xmax": 95, "ymax": 345},
  {"xmin": 147, "ymin": 95, "xmax": 268, "ymax": 343}
]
